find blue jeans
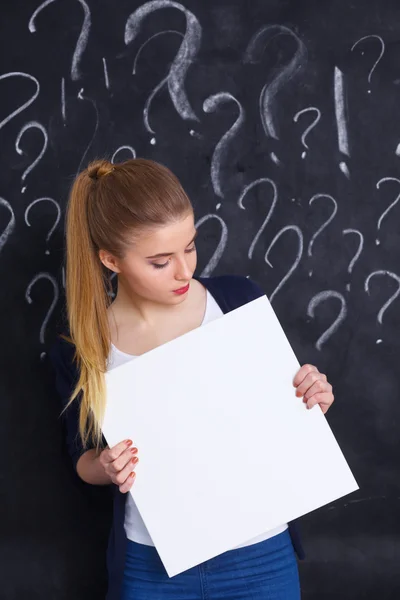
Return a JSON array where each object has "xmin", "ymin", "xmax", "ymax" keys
[{"xmin": 121, "ymin": 529, "xmax": 301, "ymax": 599}]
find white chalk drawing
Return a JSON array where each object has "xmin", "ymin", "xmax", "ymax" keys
[
  {"xmin": 264, "ymin": 225, "xmax": 303, "ymax": 303},
  {"xmin": 375, "ymin": 177, "xmax": 400, "ymax": 245},
  {"xmin": 293, "ymin": 107, "xmax": 321, "ymax": 159},
  {"xmin": 351, "ymin": 34, "xmax": 385, "ymax": 94},
  {"xmin": 29, "ymin": 0, "xmax": 91, "ymax": 81},
  {"xmin": 244, "ymin": 25, "xmax": 307, "ymax": 164},
  {"xmin": 0, "ymin": 72, "xmax": 40, "ymax": 132},
  {"xmin": 24, "ymin": 198, "xmax": 61, "ymax": 255},
  {"xmin": 307, "ymin": 291, "xmax": 347, "ymax": 351},
  {"xmin": 111, "ymin": 146, "xmax": 136, "ymax": 163},
  {"xmin": 308, "ymin": 194, "xmax": 338, "ymax": 276},
  {"xmin": 195, "ymin": 213, "xmax": 228, "ymax": 276},
  {"xmin": 102, "ymin": 57, "xmax": 110, "ymax": 89},
  {"xmin": 15, "ymin": 121, "xmax": 48, "ymax": 189},
  {"xmin": 334, "ymin": 67, "xmax": 350, "ymax": 177},
  {"xmin": 132, "ymin": 29, "xmax": 184, "ymax": 139},
  {"xmin": 203, "ymin": 92, "xmax": 245, "ymax": 199},
  {"xmin": 125, "ymin": 1, "xmax": 202, "ymax": 127},
  {"xmin": 365, "ymin": 270, "xmax": 400, "ymax": 326},
  {"xmin": 342, "ymin": 229, "xmax": 364, "ymax": 291},
  {"xmin": 25, "ymin": 272, "xmax": 60, "ymax": 356},
  {"xmin": 238, "ymin": 178, "xmax": 278, "ymax": 260}
]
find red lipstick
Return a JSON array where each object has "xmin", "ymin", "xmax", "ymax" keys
[{"xmin": 173, "ymin": 283, "xmax": 190, "ymax": 295}]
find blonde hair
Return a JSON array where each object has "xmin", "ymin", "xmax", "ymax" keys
[{"xmin": 64, "ymin": 158, "xmax": 192, "ymax": 449}]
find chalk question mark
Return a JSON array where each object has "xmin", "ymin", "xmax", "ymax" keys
[
  {"xmin": 0, "ymin": 198, "xmax": 16, "ymax": 255},
  {"xmin": 24, "ymin": 198, "xmax": 61, "ymax": 255},
  {"xmin": 308, "ymin": 194, "xmax": 338, "ymax": 277},
  {"xmin": 365, "ymin": 270, "xmax": 400, "ymax": 344},
  {"xmin": 15, "ymin": 121, "xmax": 48, "ymax": 193},
  {"xmin": 264, "ymin": 225, "xmax": 303, "ymax": 303},
  {"xmin": 0, "ymin": 72, "xmax": 40, "ymax": 133},
  {"xmin": 25, "ymin": 272, "xmax": 59, "ymax": 359},
  {"xmin": 351, "ymin": 35, "xmax": 385, "ymax": 94},
  {"xmin": 293, "ymin": 107, "xmax": 321, "ymax": 159},
  {"xmin": 244, "ymin": 25, "xmax": 307, "ymax": 166},
  {"xmin": 238, "ymin": 178, "xmax": 278, "ymax": 259},
  {"xmin": 195, "ymin": 214, "xmax": 228, "ymax": 277},
  {"xmin": 29, "ymin": 0, "xmax": 91, "ymax": 81},
  {"xmin": 203, "ymin": 93, "xmax": 245, "ymax": 201},
  {"xmin": 132, "ymin": 29, "xmax": 184, "ymax": 143},
  {"xmin": 307, "ymin": 291, "xmax": 347, "ymax": 351},
  {"xmin": 375, "ymin": 177, "xmax": 400, "ymax": 246},
  {"xmin": 342, "ymin": 229, "xmax": 364, "ymax": 291},
  {"xmin": 125, "ymin": 1, "xmax": 202, "ymax": 143}
]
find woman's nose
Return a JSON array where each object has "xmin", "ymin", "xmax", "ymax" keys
[{"xmin": 174, "ymin": 256, "xmax": 192, "ymax": 281}]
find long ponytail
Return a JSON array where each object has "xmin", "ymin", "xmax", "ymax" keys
[{"xmin": 64, "ymin": 161, "xmax": 114, "ymax": 450}]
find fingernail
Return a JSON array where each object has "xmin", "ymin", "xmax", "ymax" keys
[
  {"xmin": 126, "ymin": 440, "xmax": 133, "ymax": 447},
  {"xmin": 131, "ymin": 457, "xmax": 138, "ymax": 465},
  {"xmin": 129, "ymin": 471, "xmax": 136, "ymax": 479},
  {"xmin": 130, "ymin": 447, "xmax": 138, "ymax": 454}
]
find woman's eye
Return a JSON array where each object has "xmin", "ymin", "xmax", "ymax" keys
[
  {"xmin": 186, "ymin": 244, "xmax": 196, "ymax": 253},
  {"xmin": 152, "ymin": 261, "xmax": 169, "ymax": 269}
]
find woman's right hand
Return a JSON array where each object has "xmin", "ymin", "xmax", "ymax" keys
[{"xmin": 99, "ymin": 439, "xmax": 139, "ymax": 493}]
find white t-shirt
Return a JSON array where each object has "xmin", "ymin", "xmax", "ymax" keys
[{"xmin": 107, "ymin": 290, "xmax": 288, "ymax": 549}]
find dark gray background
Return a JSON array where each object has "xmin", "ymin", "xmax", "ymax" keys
[{"xmin": 1, "ymin": 1, "xmax": 400, "ymax": 598}]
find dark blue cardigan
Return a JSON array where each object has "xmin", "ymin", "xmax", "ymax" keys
[{"xmin": 49, "ymin": 275, "xmax": 305, "ymax": 600}]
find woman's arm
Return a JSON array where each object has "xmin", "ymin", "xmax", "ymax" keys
[
  {"xmin": 76, "ymin": 449, "xmax": 113, "ymax": 485},
  {"xmin": 49, "ymin": 339, "xmax": 139, "ymax": 491}
]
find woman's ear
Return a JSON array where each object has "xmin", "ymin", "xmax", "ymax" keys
[{"xmin": 99, "ymin": 249, "xmax": 121, "ymax": 273}]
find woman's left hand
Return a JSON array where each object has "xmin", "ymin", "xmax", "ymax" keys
[{"xmin": 293, "ymin": 364, "xmax": 334, "ymax": 414}]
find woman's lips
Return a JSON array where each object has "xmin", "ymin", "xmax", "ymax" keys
[{"xmin": 173, "ymin": 283, "xmax": 190, "ymax": 295}]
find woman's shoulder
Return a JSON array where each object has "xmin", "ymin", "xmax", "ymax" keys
[{"xmin": 197, "ymin": 274, "xmax": 265, "ymax": 312}]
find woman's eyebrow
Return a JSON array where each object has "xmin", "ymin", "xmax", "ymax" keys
[{"xmin": 146, "ymin": 231, "xmax": 198, "ymax": 259}]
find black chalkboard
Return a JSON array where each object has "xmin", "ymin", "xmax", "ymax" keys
[{"xmin": 2, "ymin": 0, "xmax": 400, "ymax": 598}]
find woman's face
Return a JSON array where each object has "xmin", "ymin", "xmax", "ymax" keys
[{"xmin": 101, "ymin": 212, "xmax": 198, "ymax": 305}]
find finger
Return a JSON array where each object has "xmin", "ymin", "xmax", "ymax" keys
[
  {"xmin": 110, "ymin": 446, "xmax": 138, "ymax": 474},
  {"xmin": 293, "ymin": 364, "xmax": 318, "ymax": 388},
  {"xmin": 104, "ymin": 439, "xmax": 134, "ymax": 464},
  {"xmin": 302, "ymin": 378, "xmax": 332, "ymax": 401},
  {"xmin": 295, "ymin": 371, "xmax": 327, "ymax": 398},
  {"xmin": 306, "ymin": 392, "xmax": 334, "ymax": 413},
  {"xmin": 113, "ymin": 455, "xmax": 139, "ymax": 487},
  {"xmin": 116, "ymin": 457, "xmax": 139, "ymax": 493},
  {"xmin": 119, "ymin": 471, "xmax": 137, "ymax": 494}
]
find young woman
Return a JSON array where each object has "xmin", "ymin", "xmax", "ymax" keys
[{"xmin": 50, "ymin": 158, "xmax": 334, "ymax": 600}]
